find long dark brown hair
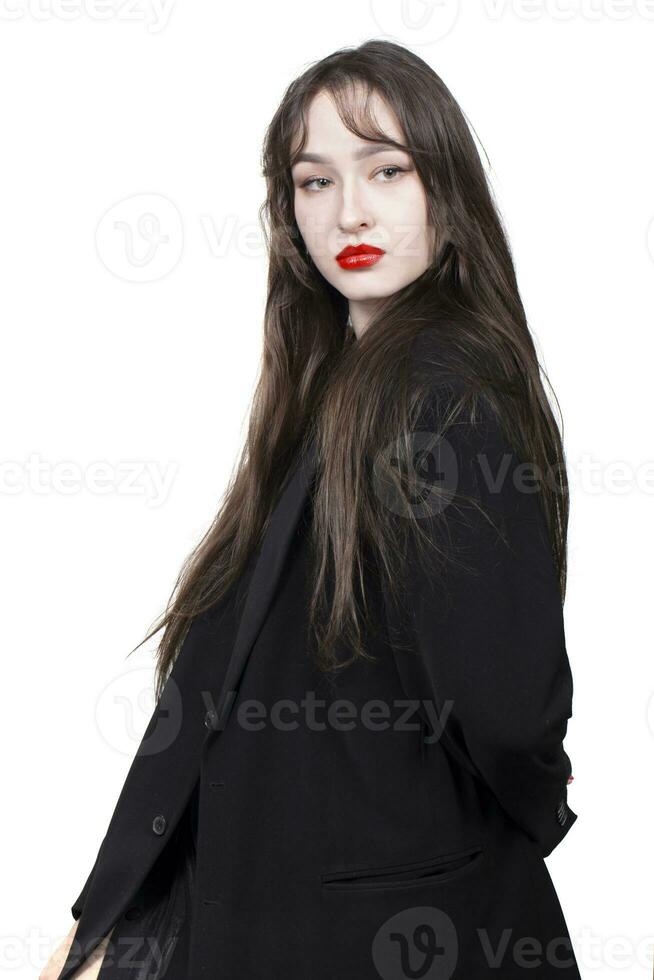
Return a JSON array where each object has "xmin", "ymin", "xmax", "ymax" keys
[{"xmin": 132, "ymin": 37, "xmax": 569, "ymax": 699}]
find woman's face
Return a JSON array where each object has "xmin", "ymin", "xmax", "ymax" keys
[{"xmin": 291, "ymin": 88, "xmax": 434, "ymax": 337}]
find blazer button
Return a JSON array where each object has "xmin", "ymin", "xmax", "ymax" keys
[
  {"xmin": 556, "ymin": 799, "xmax": 568, "ymax": 826},
  {"xmin": 204, "ymin": 708, "xmax": 218, "ymax": 730},
  {"xmin": 152, "ymin": 814, "xmax": 167, "ymax": 835},
  {"xmin": 124, "ymin": 906, "xmax": 142, "ymax": 921}
]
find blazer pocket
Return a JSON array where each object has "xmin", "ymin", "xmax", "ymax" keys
[{"xmin": 320, "ymin": 843, "xmax": 484, "ymax": 891}]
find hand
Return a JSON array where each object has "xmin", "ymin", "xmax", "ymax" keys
[
  {"xmin": 39, "ymin": 920, "xmax": 78, "ymax": 980},
  {"xmin": 39, "ymin": 921, "xmax": 115, "ymax": 980},
  {"xmin": 67, "ymin": 927, "xmax": 115, "ymax": 980}
]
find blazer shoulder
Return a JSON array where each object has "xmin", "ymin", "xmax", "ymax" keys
[
  {"xmin": 407, "ymin": 335, "xmax": 503, "ymax": 444},
  {"xmin": 407, "ymin": 328, "xmax": 498, "ymax": 408}
]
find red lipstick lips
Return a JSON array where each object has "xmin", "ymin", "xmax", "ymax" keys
[{"xmin": 336, "ymin": 243, "xmax": 385, "ymax": 270}]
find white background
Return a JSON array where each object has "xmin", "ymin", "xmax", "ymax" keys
[{"xmin": 1, "ymin": 2, "xmax": 652, "ymax": 977}]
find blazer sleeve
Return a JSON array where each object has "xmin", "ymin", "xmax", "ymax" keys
[
  {"xmin": 404, "ymin": 386, "xmax": 578, "ymax": 857},
  {"xmin": 71, "ymin": 842, "xmax": 104, "ymax": 920},
  {"xmin": 66, "ymin": 563, "xmax": 254, "ymax": 923},
  {"xmin": 66, "ymin": 616, "xmax": 202, "ymax": 922},
  {"xmin": 67, "ymin": 609, "xmax": 216, "ymax": 922}
]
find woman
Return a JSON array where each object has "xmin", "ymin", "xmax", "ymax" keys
[{"xmin": 44, "ymin": 39, "xmax": 579, "ymax": 980}]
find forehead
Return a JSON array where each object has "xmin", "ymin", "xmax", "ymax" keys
[{"xmin": 290, "ymin": 88, "xmax": 404, "ymax": 164}]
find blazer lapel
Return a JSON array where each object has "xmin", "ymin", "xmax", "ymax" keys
[{"xmin": 211, "ymin": 435, "xmax": 319, "ymax": 729}]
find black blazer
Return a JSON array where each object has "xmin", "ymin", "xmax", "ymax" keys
[{"xmin": 56, "ymin": 378, "xmax": 579, "ymax": 980}]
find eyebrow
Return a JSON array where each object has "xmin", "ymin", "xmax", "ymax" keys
[{"xmin": 292, "ymin": 142, "xmax": 407, "ymax": 166}]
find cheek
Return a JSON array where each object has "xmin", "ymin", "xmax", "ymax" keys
[
  {"xmin": 388, "ymin": 203, "xmax": 431, "ymax": 262},
  {"xmin": 293, "ymin": 191, "xmax": 306, "ymax": 233},
  {"xmin": 295, "ymin": 195, "xmax": 329, "ymax": 239},
  {"xmin": 382, "ymin": 184, "xmax": 430, "ymax": 242}
]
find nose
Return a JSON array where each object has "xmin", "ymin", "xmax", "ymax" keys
[{"xmin": 337, "ymin": 176, "xmax": 374, "ymax": 235}]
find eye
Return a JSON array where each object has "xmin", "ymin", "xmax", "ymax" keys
[
  {"xmin": 373, "ymin": 165, "xmax": 406, "ymax": 182},
  {"xmin": 300, "ymin": 176, "xmax": 332, "ymax": 192}
]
